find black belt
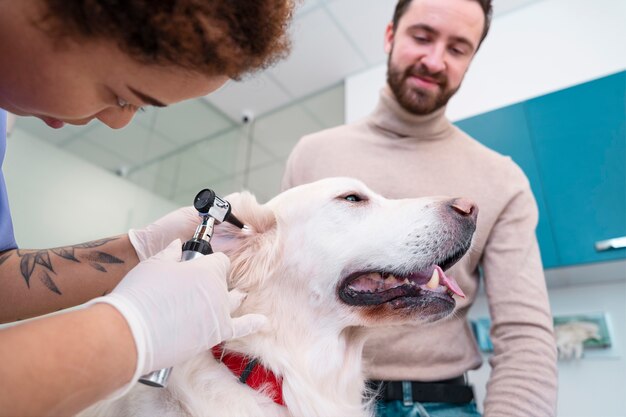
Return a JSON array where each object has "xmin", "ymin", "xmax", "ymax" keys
[{"xmin": 368, "ymin": 376, "xmax": 474, "ymax": 404}]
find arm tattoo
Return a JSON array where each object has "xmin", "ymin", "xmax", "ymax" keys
[
  {"xmin": 40, "ymin": 270, "xmax": 62, "ymax": 295},
  {"xmin": 14, "ymin": 237, "xmax": 124, "ymax": 295}
]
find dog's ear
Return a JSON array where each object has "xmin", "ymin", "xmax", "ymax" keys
[{"xmin": 212, "ymin": 191, "xmax": 280, "ymax": 291}]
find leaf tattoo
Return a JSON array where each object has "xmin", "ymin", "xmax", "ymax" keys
[
  {"xmin": 51, "ymin": 248, "xmax": 79, "ymax": 263},
  {"xmin": 39, "ymin": 271, "xmax": 62, "ymax": 295},
  {"xmin": 15, "ymin": 237, "xmax": 122, "ymax": 294},
  {"xmin": 89, "ymin": 263, "xmax": 107, "ymax": 273},
  {"xmin": 19, "ymin": 253, "xmax": 37, "ymax": 288},
  {"xmin": 82, "ymin": 251, "xmax": 124, "ymax": 274},
  {"xmin": 35, "ymin": 252, "xmax": 54, "ymax": 271},
  {"xmin": 82, "ymin": 251, "xmax": 124, "ymax": 265},
  {"xmin": 19, "ymin": 251, "xmax": 57, "ymax": 287}
]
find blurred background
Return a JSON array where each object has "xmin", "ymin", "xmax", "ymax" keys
[
  {"xmin": 4, "ymin": 1, "xmax": 625, "ymax": 416},
  {"xmin": 10, "ymin": 0, "xmax": 542, "ymax": 206}
]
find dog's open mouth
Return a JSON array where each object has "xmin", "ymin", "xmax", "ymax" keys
[{"xmin": 338, "ymin": 264, "xmax": 465, "ymax": 307}]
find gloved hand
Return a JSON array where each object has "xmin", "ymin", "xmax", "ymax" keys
[
  {"xmin": 128, "ymin": 206, "xmax": 198, "ymax": 261},
  {"xmin": 88, "ymin": 239, "xmax": 267, "ymax": 397}
]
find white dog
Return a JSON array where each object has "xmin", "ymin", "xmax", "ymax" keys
[{"xmin": 82, "ymin": 177, "xmax": 477, "ymax": 417}]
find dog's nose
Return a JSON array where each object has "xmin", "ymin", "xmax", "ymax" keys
[{"xmin": 449, "ymin": 198, "xmax": 478, "ymax": 222}]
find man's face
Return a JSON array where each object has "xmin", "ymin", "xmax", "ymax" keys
[{"xmin": 385, "ymin": 0, "xmax": 485, "ymax": 115}]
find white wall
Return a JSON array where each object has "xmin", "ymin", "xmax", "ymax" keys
[
  {"xmin": 344, "ymin": 1, "xmax": 626, "ymax": 416},
  {"xmin": 4, "ymin": 128, "xmax": 177, "ymax": 248},
  {"xmin": 345, "ymin": 0, "xmax": 626, "ymax": 123},
  {"xmin": 468, "ymin": 280, "xmax": 626, "ymax": 417}
]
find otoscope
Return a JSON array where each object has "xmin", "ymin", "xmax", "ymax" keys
[{"xmin": 138, "ymin": 188, "xmax": 245, "ymax": 388}]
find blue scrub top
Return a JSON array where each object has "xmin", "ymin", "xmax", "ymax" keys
[{"xmin": 0, "ymin": 110, "xmax": 17, "ymax": 251}]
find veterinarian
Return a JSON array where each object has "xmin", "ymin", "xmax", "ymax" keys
[
  {"xmin": 0, "ymin": 1, "xmax": 294, "ymax": 415},
  {"xmin": 282, "ymin": 0, "xmax": 558, "ymax": 416}
]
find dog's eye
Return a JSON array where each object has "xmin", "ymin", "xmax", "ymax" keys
[{"xmin": 344, "ymin": 194, "xmax": 362, "ymax": 202}]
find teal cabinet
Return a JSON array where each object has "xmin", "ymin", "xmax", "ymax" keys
[
  {"xmin": 525, "ymin": 71, "xmax": 626, "ymax": 265},
  {"xmin": 455, "ymin": 71, "xmax": 626, "ymax": 268},
  {"xmin": 455, "ymin": 104, "xmax": 559, "ymax": 268}
]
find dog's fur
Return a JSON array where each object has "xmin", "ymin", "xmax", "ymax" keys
[
  {"xmin": 554, "ymin": 321, "xmax": 600, "ymax": 360},
  {"xmin": 82, "ymin": 177, "xmax": 476, "ymax": 417}
]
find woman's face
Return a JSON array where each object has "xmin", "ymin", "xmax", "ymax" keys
[{"xmin": 0, "ymin": 2, "xmax": 227, "ymax": 129}]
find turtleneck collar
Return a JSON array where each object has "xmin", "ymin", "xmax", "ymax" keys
[{"xmin": 368, "ymin": 85, "xmax": 455, "ymax": 141}]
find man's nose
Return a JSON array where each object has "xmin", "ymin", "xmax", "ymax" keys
[{"xmin": 420, "ymin": 45, "xmax": 446, "ymax": 74}]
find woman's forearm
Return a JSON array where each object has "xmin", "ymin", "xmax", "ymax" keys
[
  {"xmin": 0, "ymin": 303, "xmax": 137, "ymax": 416},
  {"xmin": 0, "ymin": 234, "xmax": 139, "ymax": 323}
]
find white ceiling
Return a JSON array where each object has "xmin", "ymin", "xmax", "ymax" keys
[
  {"xmin": 205, "ymin": 0, "xmax": 543, "ymax": 122},
  {"xmin": 14, "ymin": 0, "xmax": 543, "ymax": 205}
]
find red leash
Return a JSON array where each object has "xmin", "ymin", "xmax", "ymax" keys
[{"xmin": 211, "ymin": 345, "xmax": 285, "ymax": 406}]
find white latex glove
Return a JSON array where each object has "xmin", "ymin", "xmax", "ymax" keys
[
  {"xmin": 128, "ymin": 206, "xmax": 199, "ymax": 261},
  {"xmin": 88, "ymin": 239, "xmax": 267, "ymax": 397}
]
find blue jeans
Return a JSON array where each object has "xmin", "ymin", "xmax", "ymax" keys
[{"xmin": 375, "ymin": 399, "xmax": 482, "ymax": 417}]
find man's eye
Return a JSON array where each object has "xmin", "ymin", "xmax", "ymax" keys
[{"xmin": 449, "ymin": 47, "xmax": 466, "ymax": 56}]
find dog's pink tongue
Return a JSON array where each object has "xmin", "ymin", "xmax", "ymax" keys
[{"xmin": 435, "ymin": 265, "xmax": 466, "ymax": 298}]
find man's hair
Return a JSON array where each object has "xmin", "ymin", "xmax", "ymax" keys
[
  {"xmin": 392, "ymin": 0, "xmax": 493, "ymax": 48},
  {"xmin": 40, "ymin": 0, "xmax": 295, "ymax": 80}
]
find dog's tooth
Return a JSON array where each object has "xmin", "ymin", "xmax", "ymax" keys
[{"xmin": 426, "ymin": 269, "xmax": 440, "ymax": 289}]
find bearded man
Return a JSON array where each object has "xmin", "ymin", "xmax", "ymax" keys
[{"xmin": 282, "ymin": 1, "xmax": 558, "ymax": 416}]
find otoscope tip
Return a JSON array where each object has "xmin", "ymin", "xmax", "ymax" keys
[{"xmin": 226, "ymin": 213, "xmax": 245, "ymax": 229}]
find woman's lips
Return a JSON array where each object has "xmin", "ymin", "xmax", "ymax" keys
[{"xmin": 40, "ymin": 116, "xmax": 65, "ymax": 129}]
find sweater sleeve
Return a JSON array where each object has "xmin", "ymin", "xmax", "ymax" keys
[
  {"xmin": 481, "ymin": 174, "xmax": 558, "ymax": 416},
  {"xmin": 281, "ymin": 145, "xmax": 298, "ymax": 191}
]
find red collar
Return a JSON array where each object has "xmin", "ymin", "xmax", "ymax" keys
[{"xmin": 211, "ymin": 345, "xmax": 284, "ymax": 406}]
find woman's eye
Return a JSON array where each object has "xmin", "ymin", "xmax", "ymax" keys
[
  {"xmin": 117, "ymin": 97, "xmax": 146, "ymax": 112},
  {"xmin": 345, "ymin": 194, "xmax": 362, "ymax": 202}
]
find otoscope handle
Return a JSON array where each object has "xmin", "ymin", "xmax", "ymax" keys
[
  {"xmin": 139, "ymin": 187, "xmax": 241, "ymax": 389},
  {"xmin": 181, "ymin": 239, "xmax": 213, "ymax": 257},
  {"xmin": 138, "ymin": 238, "xmax": 213, "ymax": 388}
]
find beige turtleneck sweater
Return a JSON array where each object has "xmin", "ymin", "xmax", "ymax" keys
[{"xmin": 281, "ymin": 87, "xmax": 558, "ymax": 416}]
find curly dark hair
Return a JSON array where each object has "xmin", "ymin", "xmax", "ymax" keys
[
  {"xmin": 391, "ymin": 0, "xmax": 493, "ymax": 49},
  {"xmin": 40, "ymin": 0, "xmax": 295, "ymax": 80}
]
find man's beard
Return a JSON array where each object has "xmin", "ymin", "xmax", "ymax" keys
[{"xmin": 387, "ymin": 58, "xmax": 459, "ymax": 115}]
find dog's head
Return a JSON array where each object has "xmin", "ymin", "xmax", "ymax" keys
[{"xmin": 212, "ymin": 177, "xmax": 476, "ymax": 327}]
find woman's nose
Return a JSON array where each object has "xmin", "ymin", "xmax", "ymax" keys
[{"xmin": 96, "ymin": 107, "xmax": 137, "ymax": 129}]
